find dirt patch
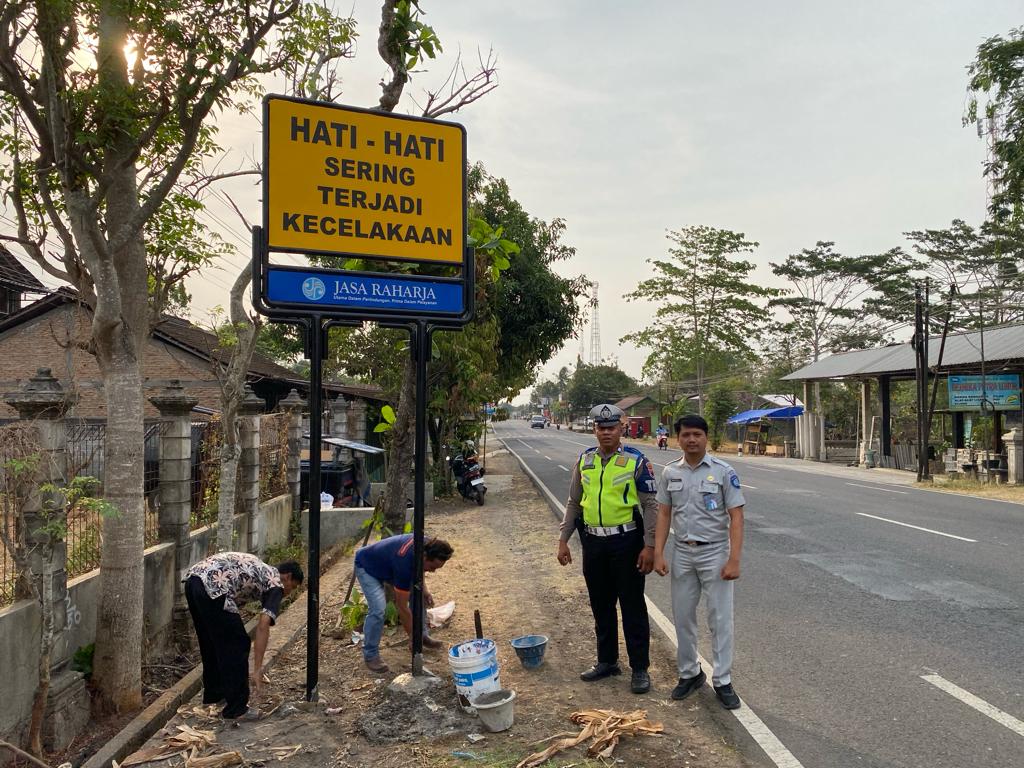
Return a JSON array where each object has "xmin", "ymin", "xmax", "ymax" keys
[{"xmin": 131, "ymin": 449, "xmax": 750, "ymax": 768}]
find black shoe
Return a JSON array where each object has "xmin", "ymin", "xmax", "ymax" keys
[
  {"xmin": 580, "ymin": 662, "xmax": 621, "ymax": 682},
  {"xmin": 714, "ymin": 683, "xmax": 741, "ymax": 710},
  {"xmin": 630, "ymin": 669, "xmax": 651, "ymax": 694},
  {"xmin": 670, "ymin": 669, "xmax": 706, "ymax": 700}
]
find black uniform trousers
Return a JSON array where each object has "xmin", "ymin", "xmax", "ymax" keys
[
  {"xmin": 185, "ymin": 575, "xmax": 251, "ymax": 717},
  {"xmin": 581, "ymin": 527, "xmax": 650, "ymax": 671}
]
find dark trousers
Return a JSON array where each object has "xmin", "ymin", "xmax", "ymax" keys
[
  {"xmin": 185, "ymin": 576, "xmax": 251, "ymax": 717},
  {"xmin": 581, "ymin": 528, "xmax": 650, "ymax": 670}
]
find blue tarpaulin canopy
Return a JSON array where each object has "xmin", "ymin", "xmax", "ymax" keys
[{"xmin": 726, "ymin": 405, "xmax": 804, "ymax": 425}]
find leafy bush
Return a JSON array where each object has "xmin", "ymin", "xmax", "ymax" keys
[{"xmin": 71, "ymin": 643, "xmax": 94, "ymax": 679}]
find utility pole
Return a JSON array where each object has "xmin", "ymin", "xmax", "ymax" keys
[{"xmin": 914, "ymin": 283, "xmax": 926, "ymax": 481}]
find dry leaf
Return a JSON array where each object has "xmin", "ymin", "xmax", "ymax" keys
[{"xmin": 516, "ymin": 709, "xmax": 663, "ymax": 768}]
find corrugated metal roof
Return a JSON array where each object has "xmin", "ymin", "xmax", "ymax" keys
[
  {"xmin": 0, "ymin": 245, "xmax": 46, "ymax": 293},
  {"xmin": 782, "ymin": 323, "xmax": 1024, "ymax": 381}
]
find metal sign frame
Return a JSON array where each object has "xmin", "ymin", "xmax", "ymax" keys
[{"xmin": 253, "ymin": 96, "xmax": 472, "ymax": 700}]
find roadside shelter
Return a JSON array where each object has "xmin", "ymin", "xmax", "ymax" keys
[
  {"xmin": 727, "ymin": 405, "xmax": 804, "ymax": 455},
  {"xmin": 782, "ymin": 323, "xmax": 1024, "ymax": 476}
]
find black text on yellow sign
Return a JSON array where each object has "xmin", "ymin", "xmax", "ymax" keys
[{"xmin": 265, "ymin": 97, "xmax": 466, "ymax": 264}]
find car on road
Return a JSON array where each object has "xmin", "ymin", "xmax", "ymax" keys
[{"xmin": 530, "ymin": 415, "xmax": 546, "ymax": 429}]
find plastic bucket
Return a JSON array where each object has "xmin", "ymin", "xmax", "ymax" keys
[
  {"xmin": 471, "ymin": 689, "xmax": 516, "ymax": 732},
  {"xmin": 510, "ymin": 635, "xmax": 548, "ymax": 669},
  {"xmin": 448, "ymin": 638, "xmax": 501, "ymax": 713}
]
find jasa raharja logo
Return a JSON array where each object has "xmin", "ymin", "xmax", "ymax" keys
[{"xmin": 301, "ymin": 277, "xmax": 326, "ymax": 301}]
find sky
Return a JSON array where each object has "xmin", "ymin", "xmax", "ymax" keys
[{"xmin": 14, "ymin": 1, "xmax": 1023, "ymax": 404}]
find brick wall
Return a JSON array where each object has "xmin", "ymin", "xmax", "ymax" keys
[{"xmin": 0, "ymin": 304, "xmax": 224, "ymax": 419}]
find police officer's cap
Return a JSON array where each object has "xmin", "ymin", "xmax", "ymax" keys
[{"xmin": 589, "ymin": 403, "xmax": 624, "ymax": 426}]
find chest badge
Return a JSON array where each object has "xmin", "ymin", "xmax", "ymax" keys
[
  {"xmin": 615, "ymin": 455, "xmax": 628, "ymax": 467},
  {"xmin": 707, "ymin": 474, "xmax": 714, "ymax": 481}
]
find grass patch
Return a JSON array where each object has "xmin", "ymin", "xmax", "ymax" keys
[{"xmin": 920, "ymin": 476, "xmax": 1024, "ymax": 503}]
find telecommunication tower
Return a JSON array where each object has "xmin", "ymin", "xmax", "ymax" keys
[{"xmin": 588, "ymin": 283, "xmax": 601, "ymax": 365}]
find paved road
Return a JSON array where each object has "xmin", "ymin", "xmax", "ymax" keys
[{"xmin": 493, "ymin": 420, "xmax": 1024, "ymax": 768}]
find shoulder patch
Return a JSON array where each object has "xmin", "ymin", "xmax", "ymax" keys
[{"xmin": 730, "ymin": 473, "xmax": 741, "ymax": 489}]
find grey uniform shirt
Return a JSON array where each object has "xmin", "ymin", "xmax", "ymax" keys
[
  {"xmin": 656, "ymin": 454, "xmax": 745, "ymax": 543},
  {"xmin": 560, "ymin": 445, "xmax": 659, "ymax": 546}
]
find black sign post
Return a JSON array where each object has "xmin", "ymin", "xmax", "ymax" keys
[{"xmin": 255, "ymin": 94, "xmax": 470, "ymax": 697}]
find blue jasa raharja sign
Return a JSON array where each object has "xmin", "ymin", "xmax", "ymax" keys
[{"xmin": 266, "ymin": 267, "xmax": 463, "ymax": 315}]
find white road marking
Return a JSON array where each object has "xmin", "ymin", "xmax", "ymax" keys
[
  {"xmin": 741, "ymin": 484, "xmax": 758, "ymax": 490},
  {"xmin": 646, "ymin": 599, "xmax": 805, "ymax": 767},
  {"xmin": 558, "ymin": 464, "xmax": 570, "ymax": 472},
  {"xmin": 922, "ymin": 674, "xmax": 1024, "ymax": 738},
  {"xmin": 543, "ymin": 455, "xmax": 553, "ymax": 461},
  {"xmin": 500, "ymin": 436, "xmax": 805, "ymax": 768},
  {"xmin": 856, "ymin": 513, "xmax": 977, "ymax": 542},
  {"xmin": 845, "ymin": 482, "xmax": 907, "ymax": 494},
  {"xmin": 742, "ymin": 465, "xmax": 779, "ymax": 473}
]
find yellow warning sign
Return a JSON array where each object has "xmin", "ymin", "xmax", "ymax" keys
[{"xmin": 264, "ymin": 97, "xmax": 465, "ymax": 264}]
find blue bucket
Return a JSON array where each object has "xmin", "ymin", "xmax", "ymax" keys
[{"xmin": 510, "ymin": 634, "xmax": 549, "ymax": 669}]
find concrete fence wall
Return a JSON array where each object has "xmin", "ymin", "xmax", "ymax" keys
[{"xmin": 0, "ymin": 494, "xmax": 294, "ymax": 752}]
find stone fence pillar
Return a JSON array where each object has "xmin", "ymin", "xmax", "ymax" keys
[
  {"xmin": 329, "ymin": 394, "xmax": 352, "ymax": 463},
  {"xmin": 280, "ymin": 389, "xmax": 305, "ymax": 516},
  {"xmin": 349, "ymin": 398, "xmax": 368, "ymax": 443},
  {"xmin": 150, "ymin": 381, "xmax": 198, "ymax": 643},
  {"xmin": 1003, "ymin": 427, "xmax": 1023, "ymax": 485},
  {"xmin": 5, "ymin": 368, "xmax": 89, "ymax": 750},
  {"xmin": 239, "ymin": 385, "xmax": 265, "ymax": 553}
]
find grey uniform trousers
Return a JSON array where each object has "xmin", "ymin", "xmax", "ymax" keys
[{"xmin": 670, "ymin": 539, "xmax": 734, "ymax": 686}]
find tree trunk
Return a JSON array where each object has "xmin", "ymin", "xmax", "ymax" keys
[
  {"xmin": 28, "ymin": 568, "xmax": 54, "ymax": 757},
  {"xmin": 85, "ymin": 1, "xmax": 150, "ymax": 715},
  {"xmin": 380, "ymin": 356, "xmax": 414, "ymax": 534},
  {"xmin": 216, "ymin": 265, "xmax": 259, "ymax": 552},
  {"xmin": 217, "ymin": 442, "xmax": 240, "ymax": 551},
  {"xmin": 92, "ymin": 360, "xmax": 146, "ymax": 713}
]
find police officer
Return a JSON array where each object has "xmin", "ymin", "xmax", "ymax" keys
[
  {"xmin": 557, "ymin": 403, "xmax": 659, "ymax": 694},
  {"xmin": 653, "ymin": 414, "xmax": 745, "ymax": 710}
]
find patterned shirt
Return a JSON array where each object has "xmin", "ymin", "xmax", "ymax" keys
[{"xmin": 185, "ymin": 552, "xmax": 284, "ymax": 623}]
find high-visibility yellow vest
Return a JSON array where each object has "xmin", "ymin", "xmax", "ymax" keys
[{"xmin": 579, "ymin": 450, "xmax": 639, "ymax": 527}]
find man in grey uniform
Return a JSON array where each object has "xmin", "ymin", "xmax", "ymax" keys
[{"xmin": 653, "ymin": 414, "xmax": 745, "ymax": 709}]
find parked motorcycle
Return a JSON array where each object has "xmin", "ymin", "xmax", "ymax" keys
[
  {"xmin": 447, "ymin": 443, "xmax": 486, "ymax": 505},
  {"xmin": 657, "ymin": 433, "xmax": 668, "ymax": 450}
]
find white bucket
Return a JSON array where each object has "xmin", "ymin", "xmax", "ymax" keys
[
  {"xmin": 448, "ymin": 638, "xmax": 501, "ymax": 713},
  {"xmin": 472, "ymin": 689, "xmax": 516, "ymax": 732}
]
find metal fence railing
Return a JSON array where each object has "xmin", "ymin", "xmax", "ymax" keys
[
  {"xmin": 66, "ymin": 422, "xmax": 105, "ymax": 490},
  {"xmin": 143, "ymin": 422, "xmax": 166, "ymax": 547},
  {"xmin": 191, "ymin": 419, "xmax": 223, "ymax": 530},
  {"xmin": 260, "ymin": 413, "xmax": 290, "ymax": 502}
]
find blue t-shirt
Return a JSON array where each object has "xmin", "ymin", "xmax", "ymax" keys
[{"xmin": 354, "ymin": 533, "xmax": 415, "ymax": 591}]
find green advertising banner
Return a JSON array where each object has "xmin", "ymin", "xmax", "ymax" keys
[{"xmin": 947, "ymin": 374, "xmax": 1021, "ymax": 411}]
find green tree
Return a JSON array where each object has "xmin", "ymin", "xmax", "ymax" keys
[
  {"xmin": 704, "ymin": 382, "xmax": 739, "ymax": 451},
  {"xmin": 469, "ymin": 166, "xmax": 586, "ymax": 394},
  {"xmin": 565, "ymin": 364, "xmax": 638, "ymax": 414},
  {"xmin": 770, "ymin": 242, "xmax": 915, "ymax": 361},
  {"xmin": 0, "ymin": 0, "xmax": 348, "ymax": 712},
  {"xmin": 898, "ymin": 219, "xmax": 1024, "ymax": 330},
  {"xmin": 967, "ymin": 27, "xmax": 1024, "ymax": 218},
  {"xmin": 622, "ymin": 226, "xmax": 780, "ymax": 413}
]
